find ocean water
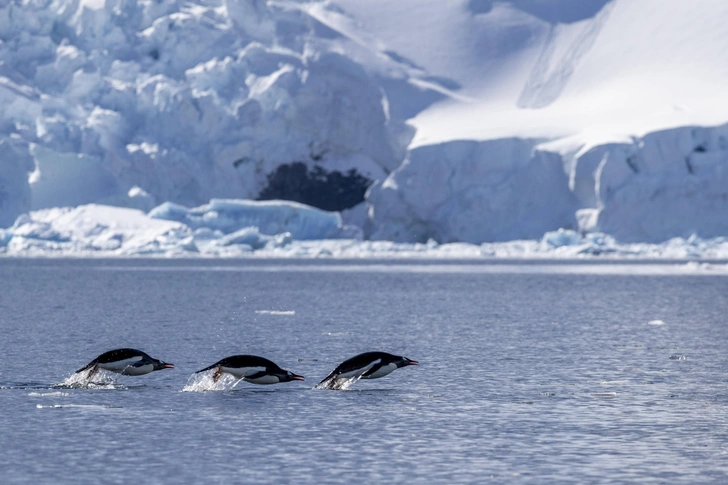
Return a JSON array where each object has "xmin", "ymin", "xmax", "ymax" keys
[{"xmin": 1, "ymin": 258, "xmax": 727, "ymax": 484}]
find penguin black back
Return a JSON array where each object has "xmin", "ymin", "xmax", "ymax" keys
[
  {"xmin": 318, "ymin": 351, "xmax": 418, "ymax": 386},
  {"xmin": 195, "ymin": 355, "xmax": 283, "ymax": 374},
  {"xmin": 76, "ymin": 348, "xmax": 153, "ymax": 373},
  {"xmin": 75, "ymin": 348, "xmax": 173, "ymax": 376}
]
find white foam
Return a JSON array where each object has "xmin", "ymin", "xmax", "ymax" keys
[
  {"xmin": 314, "ymin": 375, "xmax": 361, "ymax": 391},
  {"xmin": 590, "ymin": 392, "xmax": 618, "ymax": 398},
  {"xmin": 255, "ymin": 310, "xmax": 296, "ymax": 315},
  {"xmin": 36, "ymin": 404, "xmax": 118, "ymax": 410},
  {"xmin": 58, "ymin": 369, "xmax": 120, "ymax": 389},
  {"xmin": 648, "ymin": 320, "xmax": 666, "ymax": 326},
  {"xmin": 182, "ymin": 372, "xmax": 240, "ymax": 392}
]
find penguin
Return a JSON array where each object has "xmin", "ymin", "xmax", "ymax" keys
[
  {"xmin": 195, "ymin": 355, "xmax": 304, "ymax": 384},
  {"xmin": 76, "ymin": 348, "xmax": 174, "ymax": 378},
  {"xmin": 318, "ymin": 351, "xmax": 418, "ymax": 388}
]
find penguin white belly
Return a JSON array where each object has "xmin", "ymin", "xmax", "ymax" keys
[
  {"xmin": 221, "ymin": 366, "xmax": 266, "ymax": 379},
  {"xmin": 244, "ymin": 375, "xmax": 280, "ymax": 385},
  {"xmin": 362, "ymin": 363, "xmax": 397, "ymax": 379},
  {"xmin": 97, "ymin": 356, "xmax": 145, "ymax": 374},
  {"xmin": 119, "ymin": 363, "xmax": 155, "ymax": 376}
]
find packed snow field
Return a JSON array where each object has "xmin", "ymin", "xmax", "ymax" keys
[{"xmin": 1, "ymin": 0, "xmax": 727, "ymax": 257}]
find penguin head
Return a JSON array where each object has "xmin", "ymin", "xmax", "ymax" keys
[
  {"xmin": 153, "ymin": 359, "xmax": 175, "ymax": 371},
  {"xmin": 279, "ymin": 369, "xmax": 305, "ymax": 382},
  {"xmin": 396, "ymin": 356, "xmax": 419, "ymax": 368}
]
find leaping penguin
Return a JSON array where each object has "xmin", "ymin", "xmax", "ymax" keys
[
  {"xmin": 195, "ymin": 355, "xmax": 304, "ymax": 384},
  {"xmin": 76, "ymin": 348, "xmax": 174, "ymax": 378},
  {"xmin": 318, "ymin": 351, "xmax": 418, "ymax": 388}
]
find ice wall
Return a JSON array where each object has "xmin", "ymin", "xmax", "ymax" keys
[
  {"xmin": 368, "ymin": 138, "xmax": 579, "ymax": 243},
  {"xmin": 368, "ymin": 124, "xmax": 728, "ymax": 244},
  {"xmin": 576, "ymin": 124, "xmax": 728, "ymax": 242}
]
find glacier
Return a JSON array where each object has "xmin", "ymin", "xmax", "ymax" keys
[{"xmin": 0, "ymin": 0, "xmax": 727, "ymax": 258}]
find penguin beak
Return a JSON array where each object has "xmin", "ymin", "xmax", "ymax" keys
[
  {"xmin": 161, "ymin": 362, "xmax": 175, "ymax": 369},
  {"xmin": 405, "ymin": 359, "xmax": 419, "ymax": 366},
  {"xmin": 290, "ymin": 373, "xmax": 305, "ymax": 381}
]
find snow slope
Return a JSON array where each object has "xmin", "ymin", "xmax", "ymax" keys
[
  {"xmin": 0, "ymin": 0, "xmax": 726, "ymax": 252},
  {"xmin": 319, "ymin": 0, "xmax": 728, "ymax": 145},
  {"xmin": 319, "ymin": 0, "xmax": 728, "ymax": 243}
]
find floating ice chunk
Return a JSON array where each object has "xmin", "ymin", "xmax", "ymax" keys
[
  {"xmin": 149, "ymin": 198, "xmax": 355, "ymax": 240},
  {"xmin": 219, "ymin": 227, "xmax": 272, "ymax": 249},
  {"xmin": 5, "ymin": 204, "xmax": 189, "ymax": 255},
  {"xmin": 647, "ymin": 320, "xmax": 666, "ymax": 326},
  {"xmin": 542, "ymin": 229, "xmax": 581, "ymax": 248},
  {"xmin": 255, "ymin": 310, "xmax": 295, "ymax": 315},
  {"xmin": 0, "ymin": 229, "xmax": 11, "ymax": 247}
]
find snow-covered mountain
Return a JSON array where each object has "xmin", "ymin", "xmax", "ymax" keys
[{"xmin": 0, "ymin": 0, "xmax": 727, "ymax": 254}]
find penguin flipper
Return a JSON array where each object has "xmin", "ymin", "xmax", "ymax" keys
[
  {"xmin": 361, "ymin": 362, "xmax": 384, "ymax": 378},
  {"xmin": 86, "ymin": 364, "xmax": 99, "ymax": 379},
  {"xmin": 212, "ymin": 367, "xmax": 223, "ymax": 383}
]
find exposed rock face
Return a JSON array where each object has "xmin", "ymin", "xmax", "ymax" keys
[{"xmin": 257, "ymin": 162, "xmax": 372, "ymax": 212}]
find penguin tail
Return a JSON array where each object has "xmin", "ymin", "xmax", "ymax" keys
[
  {"xmin": 317, "ymin": 372, "xmax": 338, "ymax": 387},
  {"xmin": 75, "ymin": 361, "xmax": 96, "ymax": 374},
  {"xmin": 195, "ymin": 363, "xmax": 219, "ymax": 374}
]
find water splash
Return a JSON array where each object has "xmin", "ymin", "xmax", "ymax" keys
[
  {"xmin": 255, "ymin": 310, "xmax": 295, "ymax": 315},
  {"xmin": 182, "ymin": 371, "xmax": 240, "ymax": 392},
  {"xmin": 28, "ymin": 391, "xmax": 70, "ymax": 397},
  {"xmin": 314, "ymin": 375, "xmax": 361, "ymax": 391},
  {"xmin": 36, "ymin": 404, "xmax": 121, "ymax": 410},
  {"xmin": 57, "ymin": 369, "xmax": 121, "ymax": 389}
]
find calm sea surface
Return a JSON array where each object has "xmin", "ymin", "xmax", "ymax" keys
[{"xmin": 0, "ymin": 259, "xmax": 727, "ymax": 484}]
